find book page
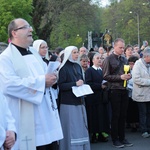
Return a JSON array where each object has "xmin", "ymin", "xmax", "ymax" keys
[{"xmin": 72, "ymin": 84, "xmax": 93, "ymax": 97}]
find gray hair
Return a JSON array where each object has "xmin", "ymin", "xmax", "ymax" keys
[
  {"xmin": 8, "ymin": 19, "xmax": 18, "ymax": 40},
  {"xmin": 114, "ymin": 38, "xmax": 125, "ymax": 46},
  {"xmin": 142, "ymin": 46, "xmax": 150, "ymax": 57},
  {"xmin": 8, "ymin": 18, "xmax": 24, "ymax": 40},
  {"xmin": 80, "ymin": 54, "xmax": 88, "ymax": 61},
  {"xmin": 93, "ymin": 52, "xmax": 100, "ymax": 60}
]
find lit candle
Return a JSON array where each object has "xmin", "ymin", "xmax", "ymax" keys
[{"xmin": 123, "ymin": 65, "xmax": 130, "ymax": 87}]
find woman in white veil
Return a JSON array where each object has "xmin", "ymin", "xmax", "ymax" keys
[{"xmin": 58, "ymin": 46, "xmax": 90, "ymax": 150}]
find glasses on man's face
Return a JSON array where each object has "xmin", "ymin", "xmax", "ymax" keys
[
  {"xmin": 14, "ymin": 25, "xmax": 32, "ymax": 31},
  {"xmin": 40, "ymin": 46, "xmax": 49, "ymax": 50}
]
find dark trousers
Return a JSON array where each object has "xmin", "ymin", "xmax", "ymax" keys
[
  {"xmin": 137, "ymin": 102, "xmax": 150, "ymax": 133},
  {"xmin": 36, "ymin": 141, "xmax": 58, "ymax": 150},
  {"xmin": 110, "ymin": 89, "xmax": 129, "ymax": 141}
]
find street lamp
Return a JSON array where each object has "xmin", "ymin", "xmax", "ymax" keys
[{"xmin": 129, "ymin": 11, "xmax": 140, "ymax": 47}]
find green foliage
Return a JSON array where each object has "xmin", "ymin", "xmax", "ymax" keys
[
  {"xmin": 100, "ymin": 0, "xmax": 150, "ymax": 46},
  {"xmin": 49, "ymin": 0, "xmax": 101, "ymax": 49},
  {"xmin": 50, "ymin": 7, "xmax": 88, "ymax": 48},
  {"xmin": 2, "ymin": 0, "xmax": 150, "ymax": 50},
  {"xmin": 0, "ymin": 0, "xmax": 33, "ymax": 42}
]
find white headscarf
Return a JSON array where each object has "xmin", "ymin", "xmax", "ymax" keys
[
  {"xmin": 33, "ymin": 39, "xmax": 46, "ymax": 53},
  {"xmin": 59, "ymin": 46, "xmax": 78, "ymax": 70},
  {"xmin": 33, "ymin": 39, "xmax": 49, "ymax": 59}
]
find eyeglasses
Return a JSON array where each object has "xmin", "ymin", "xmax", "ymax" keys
[
  {"xmin": 40, "ymin": 46, "xmax": 49, "ymax": 50},
  {"xmin": 14, "ymin": 25, "xmax": 32, "ymax": 31}
]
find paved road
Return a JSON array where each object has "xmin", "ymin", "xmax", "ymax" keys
[{"xmin": 91, "ymin": 129, "xmax": 150, "ymax": 150}]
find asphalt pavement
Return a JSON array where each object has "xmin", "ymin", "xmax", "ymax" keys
[{"xmin": 91, "ymin": 129, "xmax": 150, "ymax": 150}]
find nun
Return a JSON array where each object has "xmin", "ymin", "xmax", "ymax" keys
[
  {"xmin": 58, "ymin": 46, "xmax": 90, "ymax": 150},
  {"xmin": 33, "ymin": 39, "xmax": 49, "ymax": 65}
]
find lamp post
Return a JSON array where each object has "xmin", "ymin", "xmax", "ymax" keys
[
  {"xmin": 129, "ymin": 11, "xmax": 140, "ymax": 47},
  {"xmin": 88, "ymin": 31, "xmax": 93, "ymax": 50}
]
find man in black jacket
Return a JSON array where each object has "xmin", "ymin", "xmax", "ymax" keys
[{"xmin": 102, "ymin": 38, "xmax": 133, "ymax": 148}]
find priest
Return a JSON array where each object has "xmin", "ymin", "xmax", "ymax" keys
[{"xmin": 0, "ymin": 18, "xmax": 63, "ymax": 150}]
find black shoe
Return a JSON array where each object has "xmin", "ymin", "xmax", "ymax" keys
[
  {"xmin": 91, "ymin": 138, "xmax": 98, "ymax": 143},
  {"xmin": 90, "ymin": 134, "xmax": 98, "ymax": 143},
  {"xmin": 120, "ymin": 139, "xmax": 133, "ymax": 147},
  {"xmin": 131, "ymin": 127, "xmax": 137, "ymax": 132},
  {"xmin": 98, "ymin": 134, "xmax": 108, "ymax": 142},
  {"xmin": 113, "ymin": 140, "xmax": 124, "ymax": 148}
]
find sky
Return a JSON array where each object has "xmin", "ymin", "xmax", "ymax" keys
[{"xmin": 101, "ymin": 0, "xmax": 110, "ymax": 7}]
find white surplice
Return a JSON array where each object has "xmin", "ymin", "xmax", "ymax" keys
[
  {"xmin": 0, "ymin": 44, "xmax": 63, "ymax": 150},
  {"xmin": 0, "ymin": 92, "xmax": 16, "ymax": 150}
]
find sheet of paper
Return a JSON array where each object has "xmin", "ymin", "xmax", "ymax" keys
[
  {"xmin": 47, "ymin": 61, "xmax": 60, "ymax": 74},
  {"xmin": 72, "ymin": 84, "xmax": 93, "ymax": 97},
  {"xmin": 102, "ymin": 80, "xmax": 107, "ymax": 84}
]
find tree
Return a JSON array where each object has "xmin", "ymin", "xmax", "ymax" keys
[
  {"xmin": 0, "ymin": 0, "xmax": 33, "ymax": 42},
  {"xmin": 50, "ymin": 1, "xmax": 98, "ymax": 48},
  {"xmin": 100, "ymin": 0, "xmax": 150, "ymax": 46},
  {"xmin": 32, "ymin": 0, "xmax": 102, "ymax": 49}
]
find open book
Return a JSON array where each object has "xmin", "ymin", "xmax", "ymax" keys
[{"xmin": 72, "ymin": 84, "xmax": 93, "ymax": 97}]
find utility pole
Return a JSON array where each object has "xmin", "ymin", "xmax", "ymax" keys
[{"xmin": 129, "ymin": 11, "xmax": 140, "ymax": 47}]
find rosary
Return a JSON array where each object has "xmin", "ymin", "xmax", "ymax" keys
[{"xmin": 49, "ymin": 89, "xmax": 58, "ymax": 111}]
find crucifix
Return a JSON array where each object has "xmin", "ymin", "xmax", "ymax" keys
[{"xmin": 22, "ymin": 136, "xmax": 32, "ymax": 150}]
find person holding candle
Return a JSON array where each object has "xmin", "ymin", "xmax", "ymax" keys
[{"xmin": 102, "ymin": 38, "xmax": 133, "ymax": 148}]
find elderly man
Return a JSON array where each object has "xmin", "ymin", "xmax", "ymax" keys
[
  {"xmin": 0, "ymin": 18, "xmax": 63, "ymax": 150},
  {"xmin": 132, "ymin": 47, "xmax": 150, "ymax": 138},
  {"xmin": 79, "ymin": 46, "xmax": 87, "ymax": 56},
  {"xmin": 77, "ymin": 46, "xmax": 88, "ymax": 66},
  {"xmin": 102, "ymin": 38, "xmax": 133, "ymax": 148}
]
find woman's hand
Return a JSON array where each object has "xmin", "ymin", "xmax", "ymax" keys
[{"xmin": 76, "ymin": 79, "xmax": 83, "ymax": 86}]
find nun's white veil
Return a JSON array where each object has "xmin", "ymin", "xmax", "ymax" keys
[
  {"xmin": 59, "ymin": 46, "xmax": 78, "ymax": 71},
  {"xmin": 33, "ymin": 39, "xmax": 49, "ymax": 59}
]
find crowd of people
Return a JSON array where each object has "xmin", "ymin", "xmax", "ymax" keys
[{"xmin": 0, "ymin": 17, "xmax": 150, "ymax": 150}]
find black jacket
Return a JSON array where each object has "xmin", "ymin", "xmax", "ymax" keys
[
  {"xmin": 85, "ymin": 67, "xmax": 103, "ymax": 105},
  {"xmin": 102, "ymin": 53, "xmax": 128, "ymax": 89},
  {"xmin": 58, "ymin": 60, "xmax": 84, "ymax": 105}
]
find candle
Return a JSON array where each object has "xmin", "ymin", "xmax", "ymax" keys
[{"xmin": 123, "ymin": 65, "xmax": 130, "ymax": 87}]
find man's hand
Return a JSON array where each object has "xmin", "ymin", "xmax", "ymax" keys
[
  {"xmin": 141, "ymin": 45, "xmax": 145, "ymax": 50},
  {"xmin": 121, "ymin": 73, "xmax": 132, "ymax": 81},
  {"xmin": 76, "ymin": 79, "xmax": 83, "ymax": 86},
  {"xmin": 102, "ymin": 84, "xmax": 107, "ymax": 89},
  {"xmin": 45, "ymin": 74, "xmax": 57, "ymax": 87},
  {"xmin": 4, "ymin": 131, "xmax": 15, "ymax": 150}
]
